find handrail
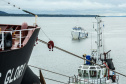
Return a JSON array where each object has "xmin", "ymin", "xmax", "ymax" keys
[
  {"xmin": 0, "ymin": 28, "xmax": 34, "ymax": 50},
  {"xmin": 69, "ymin": 75, "xmax": 107, "ymax": 84},
  {"xmin": 69, "ymin": 75, "xmax": 119, "ymax": 84}
]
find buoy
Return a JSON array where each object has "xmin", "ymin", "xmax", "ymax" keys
[{"xmin": 47, "ymin": 41, "xmax": 54, "ymax": 51}]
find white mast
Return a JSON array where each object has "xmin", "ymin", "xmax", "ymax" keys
[{"xmin": 95, "ymin": 16, "xmax": 103, "ymax": 64}]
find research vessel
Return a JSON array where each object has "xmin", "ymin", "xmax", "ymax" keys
[{"xmin": 69, "ymin": 16, "xmax": 119, "ymax": 84}]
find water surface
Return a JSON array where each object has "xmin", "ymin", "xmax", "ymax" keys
[{"xmin": 0, "ymin": 17, "xmax": 126, "ymax": 84}]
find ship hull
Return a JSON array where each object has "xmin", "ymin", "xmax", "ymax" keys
[{"xmin": 0, "ymin": 28, "xmax": 40, "ymax": 84}]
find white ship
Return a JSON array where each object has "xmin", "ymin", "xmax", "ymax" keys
[{"xmin": 71, "ymin": 27, "xmax": 88, "ymax": 39}]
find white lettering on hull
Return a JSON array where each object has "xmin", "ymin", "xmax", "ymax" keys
[
  {"xmin": 0, "ymin": 72, "xmax": 1, "ymax": 77},
  {"xmin": 4, "ymin": 63, "xmax": 26, "ymax": 84}
]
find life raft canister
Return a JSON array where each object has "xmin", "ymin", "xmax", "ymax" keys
[{"xmin": 47, "ymin": 41, "xmax": 54, "ymax": 51}]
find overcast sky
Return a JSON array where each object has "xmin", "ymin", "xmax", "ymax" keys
[{"xmin": 1, "ymin": 0, "xmax": 126, "ymax": 16}]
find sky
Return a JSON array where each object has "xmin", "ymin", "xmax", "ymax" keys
[{"xmin": 0, "ymin": 0, "xmax": 126, "ymax": 16}]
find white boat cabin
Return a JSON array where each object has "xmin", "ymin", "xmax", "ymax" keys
[
  {"xmin": 78, "ymin": 65, "xmax": 103, "ymax": 79},
  {"xmin": 71, "ymin": 26, "xmax": 88, "ymax": 39}
]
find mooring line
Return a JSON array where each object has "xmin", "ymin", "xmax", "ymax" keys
[
  {"xmin": 29, "ymin": 65, "xmax": 88, "ymax": 83},
  {"xmin": 29, "ymin": 65, "xmax": 70, "ymax": 78},
  {"xmin": 44, "ymin": 77, "xmax": 68, "ymax": 84},
  {"xmin": 37, "ymin": 39, "xmax": 126, "ymax": 77}
]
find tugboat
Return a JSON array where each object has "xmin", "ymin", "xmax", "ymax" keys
[
  {"xmin": 69, "ymin": 16, "xmax": 119, "ymax": 84},
  {"xmin": 71, "ymin": 26, "xmax": 88, "ymax": 39},
  {"xmin": 0, "ymin": 20, "xmax": 41, "ymax": 84}
]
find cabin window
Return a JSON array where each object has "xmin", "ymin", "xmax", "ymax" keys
[
  {"xmin": 78, "ymin": 69, "xmax": 82, "ymax": 77},
  {"xmin": 89, "ymin": 70, "xmax": 97, "ymax": 79},
  {"xmin": 98, "ymin": 70, "xmax": 101, "ymax": 78},
  {"xmin": 83, "ymin": 70, "xmax": 89, "ymax": 78},
  {"xmin": 104, "ymin": 69, "xmax": 107, "ymax": 77}
]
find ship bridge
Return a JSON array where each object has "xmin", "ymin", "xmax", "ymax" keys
[{"xmin": 78, "ymin": 65, "xmax": 103, "ymax": 79}]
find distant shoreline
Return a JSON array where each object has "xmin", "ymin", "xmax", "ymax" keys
[
  {"xmin": 0, "ymin": 14, "xmax": 106, "ymax": 17},
  {"xmin": 0, "ymin": 14, "xmax": 126, "ymax": 17}
]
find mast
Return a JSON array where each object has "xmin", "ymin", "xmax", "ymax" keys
[{"xmin": 95, "ymin": 16, "xmax": 103, "ymax": 64}]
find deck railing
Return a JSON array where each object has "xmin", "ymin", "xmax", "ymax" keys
[
  {"xmin": 68, "ymin": 75, "xmax": 119, "ymax": 84},
  {"xmin": 0, "ymin": 28, "xmax": 34, "ymax": 50}
]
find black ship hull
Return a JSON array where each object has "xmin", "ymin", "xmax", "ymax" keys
[{"xmin": 0, "ymin": 28, "xmax": 40, "ymax": 84}]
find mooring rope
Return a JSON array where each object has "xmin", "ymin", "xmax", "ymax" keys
[
  {"xmin": 29, "ymin": 65, "xmax": 83, "ymax": 83},
  {"xmin": 29, "ymin": 65, "xmax": 70, "ymax": 78},
  {"xmin": 2, "ymin": 0, "xmax": 36, "ymax": 16},
  {"xmin": 40, "ymin": 28, "xmax": 51, "ymax": 41},
  {"xmin": 38, "ymin": 39, "xmax": 126, "ymax": 77},
  {"xmin": 38, "ymin": 75, "xmax": 68, "ymax": 84},
  {"xmin": 2, "ymin": 0, "xmax": 51, "ymax": 41},
  {"xmin": 44, "ymin": 77, "xmax": 68, "ymax": 84}
]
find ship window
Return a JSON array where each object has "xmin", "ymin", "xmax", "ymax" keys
[
  {"xmin": 90, "ymin": 67, "xmax": 96, "ymax": 69},
  {"xmin": 83, "ymin": 67, "xmax": 89, "ymax": 69},
  {"xmin": 89, "ymin": 70, "xmax": 97, "ymax": 79},
  {"xmin": 79, "ymin": 66, "xmax": 82, "ymax": 68},
  {"xmin": 97, "ymin": 67, "xmax": 100, "ymax": 69},
  {"xmin": 104, "ymin": 69, "xmax": 107, "ymax": 77},
  {"xmin": 83, "ymin": 70, "xmax": 89, "ymax": 78},
  {"xmin": 78, "ymin": 69, "xmax": 82, "ymax": 77},
  {"xmin": 98, "ymin": 70, "xmax": 101, "ymax": 78}
]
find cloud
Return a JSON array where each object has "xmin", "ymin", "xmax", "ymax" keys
[
  {"xmin": 118, "ymin": 3, "xmax": 126, "ymax": 8},
  {"xmin": 1, "ymin": 0, "xmax": 126, "ymax": 16}
]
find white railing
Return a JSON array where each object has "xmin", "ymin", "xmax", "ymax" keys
[
  {"xmin": 69, "ymin": 77, "xmax": 106, "ymax": 84},
  {"xmin": 0, "ymin": 28, "xmax": 34, "ymax": 51},
  {"xmin": 68, "ymin": 75, "xmax": 119, "ymax": 84}
]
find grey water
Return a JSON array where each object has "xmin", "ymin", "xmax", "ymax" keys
[{"xmin": 0, "ymin": 17, "xmax": 126, "ymax": 84}]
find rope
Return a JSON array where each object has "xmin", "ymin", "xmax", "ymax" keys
[
  {"xmin": 2, "ymin": 0, "xmax": 36, "ymax": 16},
  {"xmin": 2, "ymin": 0, "xmax": 38, "ymax": 25},
  {"xmin": 2, "ymin": 0, "xmax": 51, "ymax": 40},
  {"xmin": 37, "ymin": 75, "xmax": 67, "ymax": 84},
  {"xmin": 37, "ymin": 39, "xmax": 126, "ymax": 77},
  {"xmin": 44, "ymin": 77, "xmax": 68, "ymax": 84},
  {"xmin": 40, "ymin": 28, "xmax": 51, "ymax": 41},
  {"xmin": 29, "ymin": 65, "xmax": 70, "ymax": 78},
  {"xmin": 29, "ymin": 65, "xmax": 83, "ymax": 83}
]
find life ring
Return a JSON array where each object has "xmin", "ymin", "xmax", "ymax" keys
[
  {"xmin": 47, "ymin": 41, "xmax": 54, "ymax": 51},
  {"xmin": 113, "ymin": 75, "xmax": 116, "ymax": 80}
]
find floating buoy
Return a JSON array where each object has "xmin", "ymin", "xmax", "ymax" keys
[{"xmin": 47, "ymin": 41, "xmax": 54, "ymax": 51}]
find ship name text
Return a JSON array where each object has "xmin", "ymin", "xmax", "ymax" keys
[{"xmin": 4, "ymin": 63, "xmax": 26, "ymax": 84}]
